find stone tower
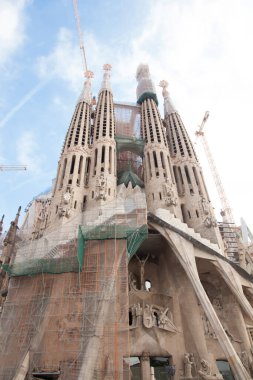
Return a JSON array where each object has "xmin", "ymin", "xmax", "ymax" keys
[
  {"xmin": 49, "ymin": 71, "xmax": 93, "ymax": 225},
  {"xmin": 160, "ymin": 80, "xmax": 221, "ymax": 244},
  {"xmin": 88, "ymin": 64, "xmax": 116, "ymax": 207},
  {"xmin": 136, "ymin": 64, "xmax": 181, "ymax": 218}
]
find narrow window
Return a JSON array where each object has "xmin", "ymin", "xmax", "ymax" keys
[
  {"xmin": 188, "ymin": 210, "xmax": 191, "ymax": 219},
  {"xmin": 56, "ymin": 205, "xmax": 58, "ymax": 214},
  {"xmin": 184, "ymin": 166, "xmax": 191, "ymax": 184},
  {"xmin": 152, "ymin": 193, "xmax": 155, "ymax": 200},
  {"xmin": 59, "ymin": 158, "xmax": 67, "ymax": 189},
  {"xmin": 70, "ymin": 155, "xmax": 76, "ymax": 175},
  {"xmin": 82, "ymin": 195, "xmax": 87, "ymax": 211},
  {"xmin": 109, "ymin": 146, "xmax": 112, "ymax": 174},
  {"xmin": 153, "ymin": 151, "xmax": 158, "ymax": 168},
  {"xmin": 93, "ymin": 148, "xmax": 98, "ymax": 175},
  {"xmin": 147, "ymin": 152, "xmax": 152, "ymax": 178},
  {"xmin": 74, "ymin": 201, "xmax": 77, "ymax": 209},
  {"xmin": 159, "ymin": 192, "xmax": 162, "ymax": 200},
  {"xmin": 181, "ymin": 204, "xmax": 187, "ymax": 223},
  {"xmin": 160, "ymin": 151, "xmax": 165, "ymax": 169},
  {"xmin": 101, "ymin": 145, "xmax": 105, "ymax": 163},
  {"xmin": 92, "ymin": 191, "xmax": 94, "ymax": 199},
  {"xmin": 196, "ymin": 210, "xmax": 199, "ymax": 218},
  {"xmin": 108, "ymin": 188, "xmax": 111, "ymax": 195}
]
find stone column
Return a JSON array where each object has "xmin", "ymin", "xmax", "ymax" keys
[{"xmin": 141, "ymin": 352, "xmax": 150, "ymax": 380}]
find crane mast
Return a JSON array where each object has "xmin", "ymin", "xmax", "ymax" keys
[
  {"xmin": 196, "ymin": 111, "xmax": 234, "ymax": 223},
  {"xmin": 72, "ymin": 0, "xmax": 88, "ymax": 74},
  {"xmin": 196, "ymin": 112, "xmax": 238, "ymax": 261}
]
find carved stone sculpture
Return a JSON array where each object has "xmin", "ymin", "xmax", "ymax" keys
[
  {"xmin": 59, "ymin": 187, "xmax": 73, "ymax": 217},
  {"xmin": 129, "ymin": 303, "xmax": 178, "ymax": 332},
  {"xmin": 204, "ymin": 216, "xmax": 217, "ymax": 228},
  {"xmin": 95, "ymin": 173, "xmax": 107, "ymax": 200},
  {"xmin": 163, "ymin": 179, "xmax": 177, "ymax": 207},
  {"xmin": 183, "ymin": 353, "xmax": 193, "ymax": 378}
]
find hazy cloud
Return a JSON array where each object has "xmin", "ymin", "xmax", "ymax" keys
[{"xmin": 0, "ymin": 0, "xmax": 30, "ymax": 67}]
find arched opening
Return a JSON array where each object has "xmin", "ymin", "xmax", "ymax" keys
[{"xmin": 145, "ymin": 280, "xmax": 152, "ymax": 292}]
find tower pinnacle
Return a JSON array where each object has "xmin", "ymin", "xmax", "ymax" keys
[
  {"xmin": 159, "ymin": 80, "xmax": 176, "ymax": 115},
  {"xmin": 78, "ymin": 70, "xmax": 94, "ymax": 104},
  {"xmin": 136, "ymin": 64, "xmax": 158, "ymax": 105},
  {"xmin": 100, "ymin": 64, "xmax": 112, "ymax": 93}
]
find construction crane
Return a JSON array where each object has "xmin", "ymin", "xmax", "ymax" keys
[
  {"xmin": 72, "ymin": 0, "xmax": 88, "ymax": 74},
  {"xmin": 0, "ymin": 165, "xmax": 27, "ymax": 171},
  {"xmin": 195, "ymin": 111, "xmax": 234, "ymax": 224},
  {"xmin": 196, "ymin": 112, "xmax": 238, "ymax": 261}
]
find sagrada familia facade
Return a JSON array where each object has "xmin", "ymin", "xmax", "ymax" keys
[{"xmin": 0, "ymin": 63, "xmax": 253, "ymax": 380}]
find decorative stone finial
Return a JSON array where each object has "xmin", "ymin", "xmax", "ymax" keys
[
  {"xmin": 78, "ymin": 70, "xmax": 94, "ymax": 104},
  {"xmin": 159, "ymin": 80, "xmax": 176, "ymax": 115},
  {"xmin": 100, "ymin": 64, "xmax": 112, "ymax": 93}
]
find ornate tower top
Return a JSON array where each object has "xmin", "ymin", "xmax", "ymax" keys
[
  {"xmin": 136, "ymin": 64, "xmax": 158, "ymax": 105},
  {"xmin": 100, "ymin": 64, "xmax": 112, "ymax": 93},
  {"xmin": 78, "ymin": 70, "xmax": 94, "ymax": 104},
  {"xmin": 159, "ymin": 80, "xmax": 176, "ymax": 115}
]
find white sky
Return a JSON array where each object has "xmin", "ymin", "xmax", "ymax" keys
[{"xmin": 0, "ymin": 0, "xmax": 253, "ymax": 234}]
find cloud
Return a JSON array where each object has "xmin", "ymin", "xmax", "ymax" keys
[
  {"xmin": 0, "ymin": 0, "xmax": 30, "ymax": 67},
  {"xmin": 37, "ymin": 27, "xmax": 109, "ymax": 92},
  {"xmin": 16, "ymin": 130, "xmax": 42, "ymax": 172}
]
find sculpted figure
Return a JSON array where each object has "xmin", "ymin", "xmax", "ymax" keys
[
  {"xmin": 136, "ymin": 254, "xmax": 150, "ymax": 290},
  {"xmin": 135, "ymin": 303, "xmax": 143, "ymax": 326},
  {"xmin": 199, "ymin": 359, "xmax": 211, "ymax": 376},
  {"xmin": 183, "ymin": 353, "xmax": 193, "ymax": 378},
  {"xmin": 143, "ymin": 304, "xmax": 153, "ymax": 328},
  {"xmin": 128, "ymin": 272, "xmax": 138, "ymax": 291}
]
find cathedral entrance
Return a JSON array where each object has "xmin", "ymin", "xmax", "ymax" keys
[{"xmin": 123, "ymin": 355, "xmax": 175, "ymax": 379}]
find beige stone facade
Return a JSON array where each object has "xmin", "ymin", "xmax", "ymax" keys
[{"xmin": 0, "ymin": 65, "xmax": 253, "ymax": 380}]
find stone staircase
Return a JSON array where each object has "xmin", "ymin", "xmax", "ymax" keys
[{"xmin": 154, "ymin": 208, "xmax": 223, "ymax": 256}]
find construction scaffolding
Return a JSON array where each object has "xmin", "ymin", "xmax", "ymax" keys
[{"xmin": 0, "ymin": 202, "xmax": 148, "ymax": 379}]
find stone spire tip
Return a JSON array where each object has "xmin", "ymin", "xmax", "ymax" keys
[
  {"xmin": 78, "ymin": 70, "xmax": 94, "ymax": 104},
  {"xmin": 159, "ymin": 79, "xmax": 176, "ymax": 115},
  {"xmin": 100, "ymin": 64, "xmax": 112, "ymax": 93}
]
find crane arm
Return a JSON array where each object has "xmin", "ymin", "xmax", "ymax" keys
[
  {"xmin": 0, "ymin": 165, "xmax": 27, "ymax": 171},
  {"xmin": 72, "ymin": 0, "xmax": 88, "ymax": 73}
]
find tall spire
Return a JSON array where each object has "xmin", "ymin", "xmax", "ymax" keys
[
  {"xmin": 159, "ymin": 80, "xmax": 176, "ymax": 115},
  {"xmin": 78, "ymin": 70, "xmax": 94, "ymax": 104},
  {"xmin": 0, "ymin": 215, "xmax": 4, "ymax": 236},
  {"xmin": 136, "ymin": 64, "xmax": 158, "ymax": 105},
  {"xmin": 100, "ymin": 64, "xmax": 112, "ymax": 93}
]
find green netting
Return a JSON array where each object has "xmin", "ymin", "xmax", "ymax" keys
[
  {"xmin": 118, "ymin": 170, "xmax": 144, "ymax": 188},
  {"xmin": 137, "ymin": 92, "xmax": 158, "ymax": 106},
  {"xmin": 2, "ymin": 224, "xmax": 148, "ymax": 277},
  {"xmin": 79, "ymin": 224, "xmax": 148, "ymax": 261},
  {"xmin": 2, "ymin": 256, "xmax": 80, "ymax": 277},
  {"xmin": 77, "ymin": 225, "xmax": 85, "ymax": 268},
  {"xmin": 115, "ymin": 135, "xmax": 145, "ymax": 156}
]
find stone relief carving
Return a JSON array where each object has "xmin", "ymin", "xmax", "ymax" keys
[
  {"xmin": 129, "ymin": 303, "xmax": 178, "ymax": 333},
  {"xmin": 163, "ymin": 179, "xmax": 177, "ymax": 207},
  {"xmin": 204, "ymin": 216, "xmax": 217, "ymax": 228},
  {"xmin": 95, "ymin": 173, "xmax": 107, "ymax": 200},
  {"xmin": 198, "ymin": 359, "xmax": 223, "ymax": 380},
  {"xmin": 59, "ymin": 187, "xmax": 73, "ymax": 217},
  {"xmin": 200, "ymin": 196, "xmax": 217, "ymax": 228}
]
